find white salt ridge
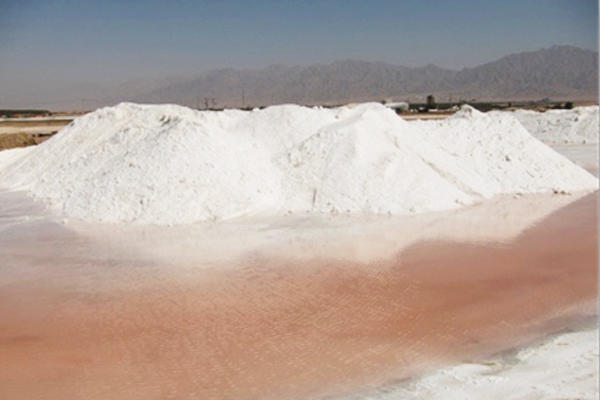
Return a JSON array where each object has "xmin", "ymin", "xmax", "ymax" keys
[
  {"xmin": 0, "ymin": 103, "xmax": 596, "ymax": 225},
  {"xmin": 506, "ymin": 106, "xmax": 599, "ymax": 144}
]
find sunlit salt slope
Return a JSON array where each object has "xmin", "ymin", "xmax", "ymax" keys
[{"xmin": 0, "ymin": 102, "xmax": 596, "ymax": 224}]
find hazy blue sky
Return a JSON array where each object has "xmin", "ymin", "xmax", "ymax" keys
[{"xmin": 0, "ymin": 0, "xmax": 597, "ymax": 107}]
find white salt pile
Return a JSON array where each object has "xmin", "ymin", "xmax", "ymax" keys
[
  {"xmin": 505, "ymin": 106, "xmax": 599, "ymax": 144},
  {"xmin": 0, "ymin": 103, "xmax": 596, "ymax": 224}
]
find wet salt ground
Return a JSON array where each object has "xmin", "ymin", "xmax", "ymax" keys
[
  {"xmin": 341, "ymin": 327, "xmax": 598, "ymax": 400},
  {"xmin": 0, "ymin": 190, "xmax": 597, "ymax": 400}
]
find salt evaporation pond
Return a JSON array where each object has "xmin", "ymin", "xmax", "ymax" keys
[{"xmin": 0, "ymin": 189, "xmax": 597, "ymax": 399}]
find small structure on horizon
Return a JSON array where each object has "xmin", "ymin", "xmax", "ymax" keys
[{"xmin": 426, "ymin": 95, "xmax": 436, "ymax": 110}]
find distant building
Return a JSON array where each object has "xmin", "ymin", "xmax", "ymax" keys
[{"xmin": 426, "ymin": 95, "xmax": 436, "ymax": 110}]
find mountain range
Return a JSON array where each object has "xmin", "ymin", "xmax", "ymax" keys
[
  {"xmin": 135, "ymin": 45, "xmax": 597, "ymax": 108},
  {"xmin": 2, "ymin": 45, "xmax": 596, "ymax": 110}
]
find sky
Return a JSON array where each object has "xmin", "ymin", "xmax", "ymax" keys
[{"xmin": 0, "ymin": 0, "xmax": 597, "ymax": 108}]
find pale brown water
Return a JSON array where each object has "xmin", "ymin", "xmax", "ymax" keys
[{"xmin": 0, "ymin": 193, "xmax": 597, "ymax": 400}]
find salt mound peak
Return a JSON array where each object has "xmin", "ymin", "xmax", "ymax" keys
[
  {"xmin": 449, "ymin": 104, "xmax": 484, "ymax": 119},
  {"xmin": 0, "ymin": 102, "xmax": 596, "ymax": 225},
  {"xmin": 281, "ymin": 104, "xmax": 473, "ymax": 215}
]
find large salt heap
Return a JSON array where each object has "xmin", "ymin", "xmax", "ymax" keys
[
  {"xmin": 0, "ymin": 103, "xmax": 596, "ymax": 224},
  {"xmin": 506, "ymin": 106, "xmax": 599, "ymax": 144},
  {"xmin": 0, "ymin": 104, "xmax": 285, "ymax": 224}
]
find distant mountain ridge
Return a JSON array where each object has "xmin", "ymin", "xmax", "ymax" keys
[
  {"xmin": 2, "ymin": 45, "xmax": 596, "ymax": 110},
  {"xmin": 136, "ymin": 45, "xmax": 598, "ymax": 107}
]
